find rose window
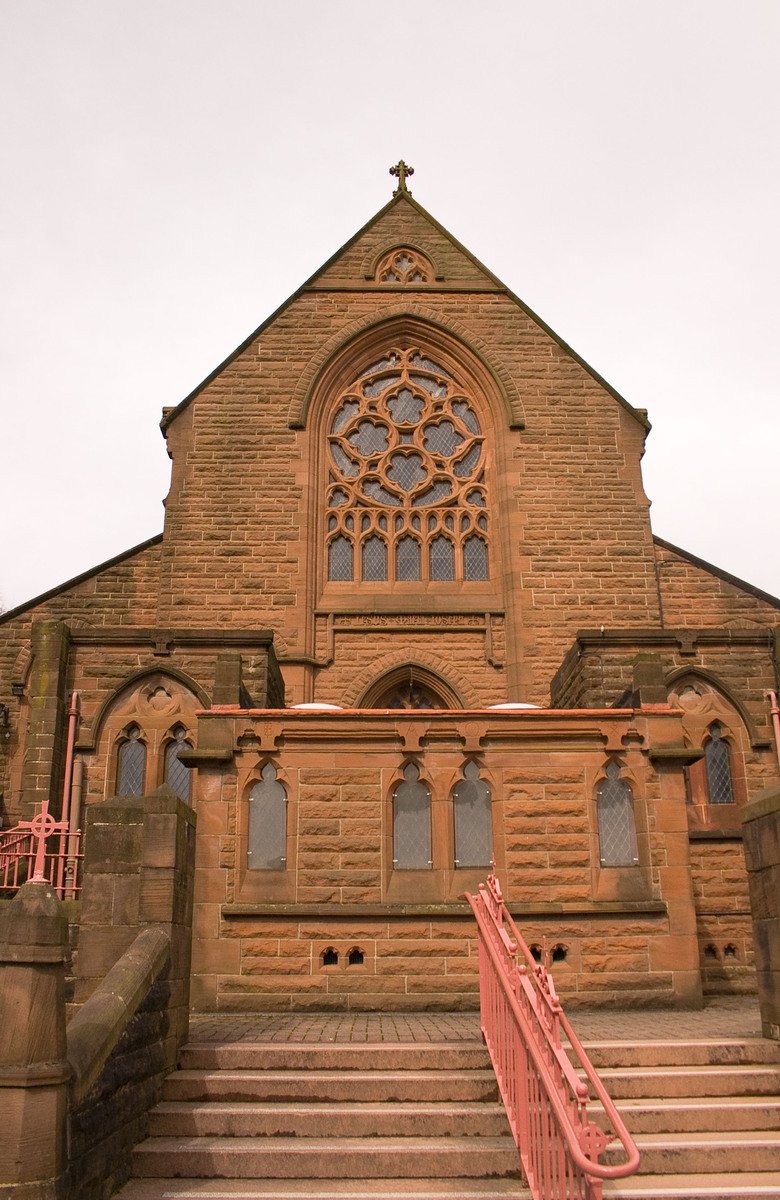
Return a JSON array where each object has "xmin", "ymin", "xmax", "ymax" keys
[{"xmin": 326, "ymin": 349, "xmax": 489, "ymax": 583}]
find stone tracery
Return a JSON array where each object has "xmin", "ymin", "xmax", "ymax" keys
[{"xmin": 326, "ymin": 348, "xmax": 489, "ymax": 583}]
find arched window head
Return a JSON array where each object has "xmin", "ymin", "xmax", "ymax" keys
[
  {"xmin": 116, "ymin": 724, "xmax": 146, "ymax": 797},
  {"xmin": 248, "ymin": 763, "xmax": 287, "ymax": 870},
  {"xmin": 326, "ymin": 348, "xmax": 490, "ymax": 584},
  {"xmin": 597, "ymin": 761, "xmax": 639, "ymax": 867},
  {"xmin": 453, "ymin": 761, "xmax": 493, "ymax": 869},
  {"xmin": 164, "ymin": 724, "xmax": 192, "ymax": 803},
  {"xmin": 704, "ymin": 724, "xmax": 734, "ymax": 805},
  {"xmin": 375, "ymin": 247, "xmax": 433, "ymax": 283},
  {"xmin": 393, "ymin": 762, "xmax": 431, "ymax": 869},
  {"xmin": 361, "ymin": 665, "xmax": 460, "ymax": 710}
]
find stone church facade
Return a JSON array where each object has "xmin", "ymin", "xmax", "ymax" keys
[{"xmin": 2, "ymin": 171, "xmax": 779, "ymax": 1012}]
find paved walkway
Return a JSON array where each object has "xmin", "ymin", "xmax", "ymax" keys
[{"xmin": 189, "ymin": 995, "xmax": 763, "ymax": 1044}]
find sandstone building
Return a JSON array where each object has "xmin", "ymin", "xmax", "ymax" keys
[{"xmin": 2, "ymin": 167, "xmax": 778, "ymax": 1012}]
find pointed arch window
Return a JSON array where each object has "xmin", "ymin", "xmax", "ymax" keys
[
  {"xmin": 164, "ymin": 725, "xmax": 192, "ymax": 803},
  {"xmin": 453, "ymin": 761, "xmax": 493, "ymax": 868},
  {"xmin": 116, "ymin": 725, "xmax": 146, "ymax": 797},
  {"xmin": 325, "ymin": 348, "xmax": 491, "ymax": 584},
  {"xmin": 393, "ymin": 762, "xmax": 431, "ymax": 869},
  {"xmin": 704, "ymin": 724, "xmax": 734, "ymax": 805},
  {"xmin": 248, "ymin": 763, "xmax": 287, "ymax": 870},
  {"xmin": 596, "ymin": 762, "xmax": 639, "ymax": 867}
]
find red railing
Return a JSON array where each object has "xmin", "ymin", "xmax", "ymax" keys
[
  {"xmin": 466, "ymin": 875, "xmax": 640, "ymax": 1200},
  {"xmin": 0, "ymin": 800, "xmax": 82, "ymax": 899}
]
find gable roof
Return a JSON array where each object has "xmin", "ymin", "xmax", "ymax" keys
[
  {"xmin": 160, "ymin": 190, "xmax": 650, "ymax": 435},
  {"xmin": 654, "ymin": 535, "xmax": 780, "ymax": 609},
  {"xmin": 0, "ymin": 533, "xmax": 163, "ymax": 626}
]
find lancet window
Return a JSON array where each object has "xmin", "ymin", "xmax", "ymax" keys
[
  {"xmin": 164, "ymin": 725, "xmax": 193, "ymax": 803},
  {"xmin": 392, "ymin": 762, "xmax": 432, "ymax": 869},
  {"xmin": 248, "ymin": 763, "xmax": 287, "ymax": 870},
  {"xmin": 596, "ymin": 762, "xmax": 639, "ymax": 867},
  {"xmin": 326, "ymin": 348, "xmax": 490, "ymax": 583},
  {"xmin": 704, "ymin": 724, "xmax": 734, "ymax": 805},
  {"xmin": 116, "ymin": 724, "xmax": 146, "ymax": 796},
  {"xmin": 453, "ymin": 761, "xmax": 493, "ymax": 868}
]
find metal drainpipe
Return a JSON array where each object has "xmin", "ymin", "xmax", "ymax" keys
[
  {"xmin": 60, "ymin": 691, "xmax": 80, "ymax": 829},
  {"xmin": 767, "ymin": 690, "xmax": 780, "ymax": 771},
  {"xmin": 65, "ymin": 756, "xmax": 84, "ymax": 900}
]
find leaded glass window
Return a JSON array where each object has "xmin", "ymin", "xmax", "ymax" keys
[
  {"xmin": 453, "ymin": 761, "xmax": 493, "ymax": 868},
  {"xmin": 116, "ymin": 725, "xmax": 146, "ymax": 796},
  {"xmin": 393, "ymin": 762, "xmax": 431, "ymax": 869},
  {"xmin": 597, "ymin": 762, "xmax": 639, "ymax": 867},
  {"xmin": 164, "ymin": 725, "xmax": 192, "ymax": 803},
  {"xmin": 705, "ymin": 725, "xmax": 734, "ymax": 805},
  {"xmin": 362, "ymin": 535, "xmax": 387, "ymax": 581},
  {"xmin": 396, "ymin": 535, "xmax": 421, "ymax": 581},
  {"xmin": 326, "ymin": 347, "xmax": 491, "ymax": 583},
  {"xmin": 463, "ymin": 535, "xmax": 488, "ymax": 581},
  {"xmin": 328, "ymin": 535, "xmax": 353, "ymax": 581},
  {"xmin": 429, "ymin": 535, "xmax": 455, "ymax": 581},
  {"xmin": 248, "ymin": 763, "xmax": 287, "ymax": 870}
]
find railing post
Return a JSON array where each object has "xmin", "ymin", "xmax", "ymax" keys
[{"xmin": 0, "ymin": 880, "xmax": 70, "ymax": 1198}]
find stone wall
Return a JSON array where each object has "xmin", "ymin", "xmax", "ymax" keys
[
  {"xmin": 189, "ymin": 704, "xmax": 702, "ymax": 1011},
  {"xmin": 742, "ymin": 785, "xmax": 780, "ymax": 1039}
]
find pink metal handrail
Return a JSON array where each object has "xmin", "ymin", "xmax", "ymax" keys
[{"xmin": 466, "ymin": 875, "xmax": 640, "ymax": 1200}]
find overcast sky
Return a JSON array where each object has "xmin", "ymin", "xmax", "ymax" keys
[{"xmin": 2, "ymin": 1, "xmax": 778, "ymax": 612}]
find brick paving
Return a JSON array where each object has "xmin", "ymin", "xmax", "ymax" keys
[{"xmin": 189, "ymin": 995, "xmax": 763, "ymax": 1044}]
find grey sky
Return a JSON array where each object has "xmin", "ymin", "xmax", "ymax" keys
[{"xmin": 2, "ymin": 1, "xmax": 778, "ymax": 611}]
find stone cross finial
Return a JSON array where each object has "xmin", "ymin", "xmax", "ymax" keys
[{"xmin": 390, "ymin": 160, "xmax": 414, "ymax": 195}]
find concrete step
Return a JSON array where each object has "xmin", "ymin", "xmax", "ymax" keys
[
  {"xmin": 164, "ymin": 1068, "xmax": 499, "ymax": 1104},
  {"xmin": 582, "ymin": 1039, "xmax": 780, "ymax": 1069},
  {"xmin": 603, "ymin": 1171, "xmax": 780, "ymax": 1199},
  {"xmin": 595, "ymin": 1096, "xmax": 780, "ymax": 1134},
  {"xmin": 602, "ymin": 1130, "xmax": 780, "ymax": 1175},
  {"xmin": 179, "ymin": 1042, "xmax": 491, "ymax": 1072},
  {"xmin": 593, "ymin": 1064, "xmax": 780, "ymax": 1099},
  {"xmin": 132, "ymin": 1136, "xmax": 521, "ymax": 1180},
  {"xmin": 116, "ymin": 1178, "xmax": 533, "ymax": 1200},
  {"xmin": 149, "ymin": 1100, "xmax": 510, "ymax": 1139}
]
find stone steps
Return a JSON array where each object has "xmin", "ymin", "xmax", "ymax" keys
[
  {"xmin": 165, "ymin": 1067, "xmax": 500, "ymax": 1103},
  {"xmin": 149, "ymin": 1099, "xmax": 510, "ymax": 1138},
  {"xmin": 118, "ymin": 1181, "xmax": 532, "ymax": 1200},
  {"xmin": 132, "ymin": 1135, "xmax": 521, "ymax": 1179},
  {"xmin": 179, "ymin": 1043, "xmax": 492, "ymax": 1072},
  {"xmin": 602, "ymin": 1173, "xmax": 780, "ymax": 1200},
  {"xmin": 583, "ymin": 1039, "xmax": 780, "ymax": 1069},
  {"xmin": 593, "ymin": 1063, "xmax": 780, "ymax": 1098},
  {"xmin": 594, "ymin": 1095, "xmax": 780, "ymax": 1134},
  {"xmin": 116, "ymin": 1029, "xmax": 780, "ymax": 1200}
]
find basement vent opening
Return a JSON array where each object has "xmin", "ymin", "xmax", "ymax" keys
[
  {"xmin": 723, "ymin": 943, "xmax": 738, "ymax": 958},
  {"xmin": 551, "ymin": 944, "xmax": 568, "ymax": 964},
  {"xmin": 321, "ymin": 947, "xmax": 339, "ymax": 967},
  {"xmin": 704, "ymin": 943, "xmax": 719, "ymax": 959},
  {"xmin": 347, "ymin": 947, "xmax": 365, "ymax": 966},
  {"xmin": 529, "ymin": 944, "xmax": 542, "ymax": 963}
]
